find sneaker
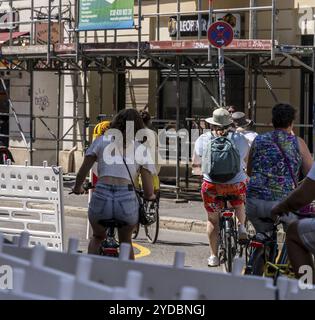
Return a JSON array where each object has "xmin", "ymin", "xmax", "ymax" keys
[
  {"xmin": 207, "ymin": 255, "xmax": 220, "ymax": 267},
  {"xmin": 238, "ymin": 224, "xmax": 248, "ymax": 241}
]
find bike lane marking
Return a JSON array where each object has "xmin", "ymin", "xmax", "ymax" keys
[{"xmin": 133, "ymin": 242, "xmax": 151, "ymax": 259}]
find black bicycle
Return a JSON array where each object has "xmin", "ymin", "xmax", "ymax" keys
[
  {"xmin": 132, "ymin": 191, "xmax": 160, "ymax": 244},
  {"xmin": 217, "ymin": 195, "xmax": 240, "ymax": 273},
  {"xmin": 70, "ymin": 182, "xmax": 126, "ymax": 258},
  {"xmin": 244, "ymin": 212, "xmax": 315, "ymax": 283}
]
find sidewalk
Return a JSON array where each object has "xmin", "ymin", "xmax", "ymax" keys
[{"xmin": 62, "ymin": 188, "xmax": 207, "ymax": 233}]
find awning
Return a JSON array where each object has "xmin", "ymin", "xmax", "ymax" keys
[{"xmin": 0, "ymin": 32, "xmax": 29, "ymax": 45}]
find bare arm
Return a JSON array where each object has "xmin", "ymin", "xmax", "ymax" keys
[
  {"xmin": 73, "ymin": 155, "xmax": 96, "ymax": 193},
  {"xmin": 298, "ymin": 137, "xmax": 313, "ymax": 176},
  {"xmin": 140, "ymin": 167, "xmax": 155, "ymax": 200},
  {"xmin": 271, "ymin": 177, "xmax": 315, "ymax": 216},
  {"xmin": 192, "ymin": 149, "xmax": 202, "ymax": 176}
]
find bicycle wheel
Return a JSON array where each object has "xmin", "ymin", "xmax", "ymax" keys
[
  {"xmin": 132, "ymin": 224, "xmax": 140, "ymax": 240},
  {"xmin": 249, "ymin": 247, "xmax": 265, "ymax": 276},
  {"xmin": 144, "ymin": 202, "xmax": 159, "ymax": 244},
  {"xmin": 221, "ymin": 226, "xmax": 233, "ymax": 273}
]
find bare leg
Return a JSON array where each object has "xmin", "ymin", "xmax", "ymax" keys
[
  {"xmin": 118, "ymin": 224, "xmax": 137, "ymax": 260},
  {"xmin": 234, "ymin": 204, "xmax": 246, "ymax": 225},
  {"xmin": 207, "ymin": 212, "xmax": 220, "ymax": 256},
  {"xmin": 286, "ymin": 222, "xmax": 315, "ymax": 283},
  {"xmin": 88, "ymin": 222, "xmax": 106, "ymax": 255}
]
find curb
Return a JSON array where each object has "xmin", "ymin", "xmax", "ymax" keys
[
  {"xmin": 27, "ymin": 203, "xmax": 208, "ymax": 233},
  {"xmin": 16, "ymin": 203, "xmax": 286, "ymax": 240}
]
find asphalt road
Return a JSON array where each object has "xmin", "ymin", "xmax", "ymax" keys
[{"xmin": 64, "ymin": 215, "xmax": 222, "ymax": 272}]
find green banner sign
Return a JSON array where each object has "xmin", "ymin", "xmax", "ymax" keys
[{"xmin": 79, "ymin": 0, "xmax": 134, "ymax": 31}]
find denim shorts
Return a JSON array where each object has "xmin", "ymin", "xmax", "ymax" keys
[
  {"xmin": 88, "ymin": 183, "xmax": 139, "ymax": 226},
  {"xmin": 298, "ymin": 218, "xmax": 315, "ymax": 255}
]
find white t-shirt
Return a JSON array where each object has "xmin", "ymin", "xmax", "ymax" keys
[
  {"xmin": 307, "ymin": 162, "xmax": 315, "ymax": 181},
  {"xmin": 240, "ymin": 130, "xmax": 258, "ymax": 147},
  {"xmin": 86, "ymin": 134, "xmax": 156, "ymax": 182},
  {"xmin": 194, "ymin": 131, "xmax": 249, "ymax": 184}
]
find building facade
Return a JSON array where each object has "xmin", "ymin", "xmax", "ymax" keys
[{"xmin": 0, "ymin": 0, "xmax": 314, "ymax": 170}]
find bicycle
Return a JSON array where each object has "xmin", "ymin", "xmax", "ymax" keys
[
  {"xmin": 132, "ymin": 191, "xmax": 160, "ymax": 244},
  {"xmin": 98, "ymin": 219, "xmax": 127, "ymax": 257},
  {"xmin": 244, "ymin": 212, "xmax": 315, "ymax": 284},
  {"xmin": 70, "ymin": 182, "xmax": 126, "ymax": 258},
  {"xmin": 217, "ymin": 195, "xmax": 241, "ymax": 273}
]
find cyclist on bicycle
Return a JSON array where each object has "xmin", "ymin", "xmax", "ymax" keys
[
  {"xmin": 139, "ymin": 109, "xmax": 160, "ymax": 192},
  {"xmin": 246, "ymin": 103, "xmax": 313, "ymax": 233},
  {"xmin": 72, "ymin": 109, "xmax": 156, "ymax": 260},
  {"xmin": 271, "ymin": 162, "xmax": 315, "ymax": 283},
  {"xmin": 193, "ymin": 107, "xmax": 249, "ymax": 267}
]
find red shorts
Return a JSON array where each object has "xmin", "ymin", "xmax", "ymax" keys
[{"xmin": 201, "ymin": 180, "xmax": 247, "ymax": 214}]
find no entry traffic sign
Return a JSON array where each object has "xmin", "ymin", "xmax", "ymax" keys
[{"xmin": 207, "ymin": 21, "xmax": 234, "ymax": 48}]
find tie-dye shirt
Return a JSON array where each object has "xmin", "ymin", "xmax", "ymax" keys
[{"xmin": 247, "ymin": 130, "xmax": 302, "ymax": 201}]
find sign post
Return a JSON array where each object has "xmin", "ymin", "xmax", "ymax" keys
[{"xmin": 207, "ymin": 21, "xmax": 234, "ymax": 108}]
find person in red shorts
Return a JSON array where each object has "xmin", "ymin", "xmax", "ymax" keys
[{"xmin": 192, "ymin": 108, "xmax": 250, "ymax": 267}]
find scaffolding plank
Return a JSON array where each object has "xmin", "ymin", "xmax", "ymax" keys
[
  {"xmin": 1, "ymin": 45, "xmax": 50, "ymax": 56},
  {"xmin": 149, "ymin": 39, "xmax": 274, "ymax": 51}
]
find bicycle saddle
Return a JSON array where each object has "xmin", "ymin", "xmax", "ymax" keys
[
  {"xmin": 216, "ymin": 195, "xmax": 239, "ymax": 202},
  {"xmin": 98, "ymin": 219, "xmax": 127, "ymax": 229}
]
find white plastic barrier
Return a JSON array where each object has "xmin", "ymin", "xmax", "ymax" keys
[
  {"xmin": 2, "ymin": 239, "xmax": 277, "ymax": 300},
  {"xmin": 0, "ymin": 161, "xmax": 64, "ymax": 250},
  {"xmin": 277, "ymin": 277, "xmax": 315, "ymax": 300},
  {"xmin": 0, "ymin": 240, "xmax": 145, "ymax": 300}
]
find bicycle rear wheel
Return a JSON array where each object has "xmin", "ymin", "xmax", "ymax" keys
[
  {"xmin": 225, "ymin": 232, "xmax": 233, "ymax": 272},
  {"xmin": 144, "ymin": 205, "xmax": 159, "ymax": 244}
]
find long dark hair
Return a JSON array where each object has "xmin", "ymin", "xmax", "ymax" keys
[{"xmin": 110, "ymin": 108, "xmax": 144, "ymax": 146}]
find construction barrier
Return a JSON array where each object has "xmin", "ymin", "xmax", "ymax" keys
[
  {"xmin": 0, "ymin": 162, "xmax": 64, "ymax": 250},
  {"xmin": 2, "ymin": 232, "xmax": 314, "ymax": 300}
]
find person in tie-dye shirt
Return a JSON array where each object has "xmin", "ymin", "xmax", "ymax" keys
[{"xmin": 246, "ymin": 103, "xmax": 313, "ymax": 233}]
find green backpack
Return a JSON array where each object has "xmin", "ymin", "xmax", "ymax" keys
[{"xmin": 203, "ymin": 132, "xmax": 240, "ymax": 183}]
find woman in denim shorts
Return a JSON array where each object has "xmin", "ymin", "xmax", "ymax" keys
[{"xmin": 72, "ymin": 109, "xmax": 156, "ymax": 259}]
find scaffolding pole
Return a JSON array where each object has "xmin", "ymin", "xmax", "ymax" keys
[
  {"xmin": 29, "ymin": 62, "xmax": 34, "ymax": 165},
  {"xmin": 175, "ymin": 56, "xmax": 180, "ymax": 200},
  {"xmin": 313, "ymin": 47, "xmax": 315, "ymax": 159},
  {"xmin": 56, "ymin": 70, "xmax": 62, "ymax": 165},
  {"xmin": 249, "ymin": 0, "xmax": 257, "ymax": 40}
]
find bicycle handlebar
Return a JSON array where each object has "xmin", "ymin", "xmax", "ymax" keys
[{"xmin": 69, "ymin": 182, "xmax": 94, "ymax": 195}]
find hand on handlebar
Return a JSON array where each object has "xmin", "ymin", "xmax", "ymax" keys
[
  {"xmin": 144, "ymin": 193, "xmax": 156, "ymax": 201},
  {"xmin": 70, "ymin": 187, "xmax": 86, "ymax": 195}
]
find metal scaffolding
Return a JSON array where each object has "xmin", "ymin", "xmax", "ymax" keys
[{"xmin": 0, "ymin": 0, "xmax": 314, "ymax": 198}]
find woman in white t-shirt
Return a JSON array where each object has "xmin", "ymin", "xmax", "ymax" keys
[
  {"xmin": 272, "ymin": 162, "xmax": 315, "ymax": 283},
  {"xmin": 72, "ymin": 109, "xmax": 156, "ymax": 259}
]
